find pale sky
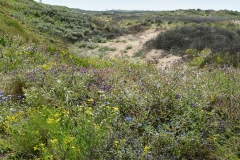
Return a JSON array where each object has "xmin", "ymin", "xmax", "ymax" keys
[{"xmin": 34, "ymin": 0, "xmax": 240, "ymax": 11}]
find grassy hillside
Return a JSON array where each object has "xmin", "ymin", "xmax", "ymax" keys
[
  {"xmin": 0, "ymin": 0, "xmax": 127, "ymax": 45},
  {"xmin": 0, "ymin": 1, "xmax": 240, "ymax": 159}
]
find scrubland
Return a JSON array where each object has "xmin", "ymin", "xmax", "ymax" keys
[{"xmin": 0, "ymin": 0, "xmax": 240, "ymax": 159}]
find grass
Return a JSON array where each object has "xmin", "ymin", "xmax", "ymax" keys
[{"xmin": 0, "ymin": 35, "xmax": 240, "ymax": 159}]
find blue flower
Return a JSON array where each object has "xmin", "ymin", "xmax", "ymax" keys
[
  {"xmin": 125, "ymin": 116, "xmax": 133, "ymax": 122},
  {"xmin": 104, "ymin": 102, "xmax": 110, "ymax": 105},
  {"xmin": 137, "ymin": 123, "xmax": 142, "ymax": 128}
]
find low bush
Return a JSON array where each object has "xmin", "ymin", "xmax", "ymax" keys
[
  {"xmin": 145, "ymin": 25, "xmax": 240, "ymax": 66},
  {"xmin": 148, "ymin": 25, "xmax": 240, "ymax": 54}
]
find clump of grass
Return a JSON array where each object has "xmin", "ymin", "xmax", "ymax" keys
[
  {"xmin": 133, "ymin": 50, "xmax": 146, "ymax": 58},
  {"xmin": 125, "ymin": 45, "xmax": 132, "ymax": 50}
]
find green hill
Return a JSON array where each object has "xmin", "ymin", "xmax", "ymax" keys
[{"xmin": 0, "ymin": 0, "xmax": 127, "ymax": 45}]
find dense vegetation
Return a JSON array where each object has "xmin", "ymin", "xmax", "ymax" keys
[
  {"xmin": 0, "ymin": 0, "xmax": 240, "ymax": 159},
  {"xmin": 145, "ymin": 24, "xmax": 240, "ymax": 67}
]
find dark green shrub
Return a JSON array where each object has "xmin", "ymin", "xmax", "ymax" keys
[
  {"xmin": 145, "ymin": 25, "xmax": 240, "ymax": 66},
  {"xmin": 0, "ymin": 37, "xmax": 7, "ymax": 46},
  {"xmin": 148, "ymin": 25, "xmax": 240, "ymax": 54}
]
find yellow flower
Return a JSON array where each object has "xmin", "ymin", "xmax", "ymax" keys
[
  {"xmin": 85, "ymin": 107, "xmax": 93, "ymax": 115},
  {"xmin": 143, "ymin": 146, "xmax": 150, "ymax": 154},
  {"xmin": 213, "ymin": 137, "xmax": 217, "ymax": 141},
  {"xmin": 87, "ymin": 99, "xmax": 94, "ymax": 103},
  {"xmin": 71, "ymin": 146, "xmax": 75, "ymax": 149},
  {"xmin": 113, "ymin": 107, "xmax": 119, "ymax": 112},
  {"xmin": 54, "ymin": 113, "xmax": 61, "ymax": 117},
  {"xmin": 94, "ymin": 123, "xmax": 100, "ymax": 130},
  {"xmin": 122, "ymin": 139, "xmax": 126, "ymax": 143},
  {"xmin": 40, "ymin": 143, "xmax": 45, "ymax": 147},
  {"xmin": 46, "ymin": 118, "xmax": 55, "ymax": 124},
  {"xmin": 64, "ymin": 136, "xmax": 75, "ymax": 144},
  {"xmin": 210, "ymin": 95, "xmax": 214, "ymax": 101},
  {"xmin": 49, "ymin": 155, "xmax": 54, "ymax": 160},
  {"xmin": 55, "ymin": 118, "xmax": 60, "ymax": 123},
  {"xmin": 33, "ymin": 146, "xmax": 38, "ymax": 151},
  {"xmin": 114, "ymin": 140, "xmax": 119, "ymax": 146},
  {"xmin": 50, "ymin": 139, "xmax": 58, "ymax": 144}
]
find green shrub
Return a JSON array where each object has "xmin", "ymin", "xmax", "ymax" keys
[
  {"xmin": 133, "ymin": 50, "xmax": 146, "ymax": 58},
  {"xmin": 146, "ymin": 25, "xmax": 240, "ymax": 66},
  {"xmin": 4, "ymin": 104, "xmax": 118, "ymax": 159},
  {"xmin": 148, "ymin": 25, "xmax": 240, "ymax": 54},
  {"xmin": 125, "ymin": 45, "xmax": 133, "ymax": 50}
]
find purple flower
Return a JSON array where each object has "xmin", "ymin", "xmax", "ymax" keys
[
  {"xmin": 191, "ymin": 103, "xmax": 196, "ymax": 107},
  {"xmin": 218, "ymin": 120, "xmax": 222, "ymax": 126},
  {"xmin": 175, "ymin": 94, "xmax": 181, "ymax": 99},
  {"xmin": 145, "ymin": 107, "xmax": 150, "ymax": 111}
]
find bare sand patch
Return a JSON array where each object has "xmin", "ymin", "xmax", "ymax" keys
[{"xmin": 99, "ymin": 28, "xmax": 183, "ymax": 69}]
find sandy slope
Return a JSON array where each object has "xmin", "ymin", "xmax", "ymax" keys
[{"xmin": 100, "ymin": 28, "xmax": 183, "ymax": 69}]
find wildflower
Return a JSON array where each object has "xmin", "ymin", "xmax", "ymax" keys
[
  {"xmin": 39, "ymin": 143, "xmax": 45, "ymax": 147},
  {"xmin": 191, "ymin": 103, "xmax": 196, "ymax": 107},
  {"xmin": 50, "ymin": 139, "xmax": 58, "ymax": 144},
  {"xmin": 71, "ymin": 146, "xmax": 75, "ymax": 149},
  {"xmin": 213, "ymin": 136, "xmax": 217, "ymax": 141},
  {"xmin": 125, "ymin": 116, "xmax": 133, "ymax": 122},
  {"xmin": 114, "ymin": 140, "xmax": 119, "ymax": 146},
  {"xmin": 113, "ymin": 107, "xmax": 119, "ymax": 112},
  {"xmin": 143, "ymin": 146, "xmax": 150, "ymax": 154},
  {"xmin": 55, "ymin": 118, "xmax": 60, "ymax": 123},
  {"xmin": 33, "ymin": 146, "xmax": 38, "ymax": 151},
  {"xmin": 137, "ymin": 123, "xmax": 142, "ymax": 128},
  {"xmin": 210, "ymin": 95, "xmax": 214, "ymax": 101},
  {"xmin": 85, "ymin": 107, "xmax": 93, "ymax": 115},
  {"xmin": 175, "ymin": 94, "xmax": 181, "ymax": 99},
  {"xmin": 49, "ymin": 155, "xmax": 54, "ymax": 160},
  {"xmin": 64, "ymin": 136, "xmax": 75, "ymax": 144},
  {"xmin": 94, "ymin": 123, "xmax": 100, "ymax": 130},
  {"xmin": 87, "ymin": 99, "xmax": 94, "ymax": 103},
  {"xmin": 104, "ymin": 101, "xmax": 110, "ymax": 105},
  {"xmin": 46, "ymin": 118, "xmax": 55, "ymax": 124},
  {"xmin": 54, "ymin": 113, "xmax": 61, "ymax": 117}
]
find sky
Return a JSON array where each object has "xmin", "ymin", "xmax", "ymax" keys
[{"xmin": 34, "ymin": 0, "xmax": 240, "ymax": 11}]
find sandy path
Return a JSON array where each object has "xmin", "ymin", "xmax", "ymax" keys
[{"xmin": 99, "ymin": 28, "xmax": 183, "ymax": 69}]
